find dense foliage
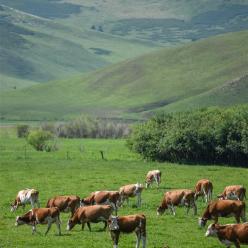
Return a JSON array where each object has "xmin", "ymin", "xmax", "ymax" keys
[
  {"xmin": 128, "ymin": 105, "xmax": 248, "ymax": 166},
  {"xmin": 27, "ymin": 130, "xmax": 55, "ymax": 151}
]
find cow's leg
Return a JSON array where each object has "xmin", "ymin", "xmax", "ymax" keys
[
  {"xmin": 235, "ymin": 215, "xmax": 241, "ymax": 223},
  {"xmin": 154, "ymin": 175, "xmax": 158, "ymax": 187},
  {"xmin": 56, "ymin": 217, "xmax": 61, "ymax": 236},
  {"xmin": 141, "ymin": 235, "xmax": 146, "ymax": 248},
  {"xmin": 169, "ymin": 204, "xmax": 176, "ymax": 216},
  {"xmin": 30, "ymin": 198, "xmax": 35, "ymax": 209},
  {"xmin": 241, "ymin": 209, "xmax": 247, "ymax": 222},
  {"xmin": 137, "ymin": 194, "xmax": 141, "ymax": 207},
  {"xmin": 32, "ymin": 224, "xmax": 36, "ymax": 234},
  {"xmin": 203, "ymin": 188, "xmax": 207, "ymax": 202},
  {"xmin": 192, "ymin": 202, "xmax": 197, "ymax": 215},
  {"xmin": 45, "ymin": 221, "xmax": 52, "ymax": 235},
  {"xmin": 213, "ymin": 216, "xmax": 218, "ymax": 224},
  {"xmin": 103, "ymin": 221, "xmax": 107, "ymax": 231},
  {"xmin": 111, "ymin": 231, "xmax": 119, "ymax": 248},
  {"xmin": 135, "ymin": 231, "xmax": 141, "ymax": 248},
  {"xmin": 233, "ymin": 241, "xmax": 240, "ymax": 248},
  {"xmin": 86, "ymin": 222, "xmax": 91, "ymax": 232}
]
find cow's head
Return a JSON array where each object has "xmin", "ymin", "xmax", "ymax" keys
[
  {"xmin": 15, "ymin": 216, "xmax": 24, "ymax": 226},
  {"xmin": 198, "ymin": 217, "xmax": 208, "ymax": 228},
  {"xmin": 10, "ymin": 204, "xmax": 17, "ymax": 212},
  {"xmin": 66, "ymin": 218, "xmax": 75, "ymax": 231},
  {"xmin": 205, "ymin": 224, "xmax": 218, "ymax": 237},
  {"xmin": 157, "ymin": 206, "xmax": 166, "ymax": 216},
  {"xmin": 108, "ymin": 216, "xmax": 119, "ymax": 231}
]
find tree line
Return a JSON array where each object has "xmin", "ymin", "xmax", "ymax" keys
[{"xmin": 127, "ymin": 105, "xmax": 248, "ymax": 167}]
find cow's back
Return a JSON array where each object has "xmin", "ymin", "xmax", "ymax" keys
[{"xmin": 209, "ymin": 200, "xmax": 244, "ymax": 215}]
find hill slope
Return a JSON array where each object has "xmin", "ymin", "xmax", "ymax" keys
[
  {"xmin": 0, "ymin": 4, "xmax": 157, "ymax": 90},
  {"xmin": 0, "ymin": 31, "xmax": 247, "ymax": 121},
  {"xmin": 2, "ymin": 0, "xmax": 248, "ymax": 44}
]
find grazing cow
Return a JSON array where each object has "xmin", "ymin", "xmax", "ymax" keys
[
  {"xmin": 46, "ymin": 195, "xmax": 80, "ymax": 217},
  {"xmin": 194, "ymin": 179, "xmax": 213, "ymax": 202},
  {"xmin": 218, "ymin": 185, "xmax": 246, "ymax": 201},
  {"xmin": 67, "ymin": 205, "xmax": 113, "ymax": 231},
  {"xmin": 199, "ymin": 200, "xmax": 246, "ymax": 227},
  {"xmin": 145, "ymin": 170, "xmax": 161, "ymax": 188},
  {"xmin": 205, "ymin": 223, "xmax": 248, "ymax": 248},
  {"xmin": 157, "ymin": 189, "xmax": 197, "ymax": 216},
  {"xmin": 119, "ymin": 183, "xmax": 144, "ymax": 207},
  {"xmin": 108, "ymin": 214, "xmax": 146, "ymax": 248},
  {"xmin": 15, "ymin": 207, "xmax": 61, "ymax": 235},
  {"xmin": 81, "ymin": 191, "xmax": 120, "ymax": 215},
  {"xmin": 11, "ymin": 189, "xmax": 40, "ymax": 212}
]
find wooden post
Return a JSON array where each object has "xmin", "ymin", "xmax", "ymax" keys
[{"xmin": 100, "ymin": 150, "xmax": 105, "ymax": 160}]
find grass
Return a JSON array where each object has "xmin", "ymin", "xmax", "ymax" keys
[
  {"xmin": 0, "ymin": 4, "xmax": 158, "ymax": 90},
  {"xmin": 1, "ymin": 30, "xmax": 247, "ymax": 121},
  {"xmin": 0, "ymin": 129, "xmax": 247, "ymax": 247}
]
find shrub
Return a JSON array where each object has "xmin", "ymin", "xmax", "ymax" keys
[
  {"xmin": 128, "ymin": 105, "xmax": 248, "ymax": 166},
  {"xmin": 27, "ymin": 130, "xmax": 54, "ymax": 151},
  {"xmin": 17, "ymin": 124, "xmax": 29, "ymax": 138}
]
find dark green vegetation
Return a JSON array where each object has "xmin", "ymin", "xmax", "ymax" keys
[
  {"xmin": 0, "ymin": 130, "xmax": 247, "ymax": 247},
  {"xmin": 1, "ymin": 31, "xmax": 247, "ymax": 121},
  {"xmin": 128, "ymin": 105, "xmax": 248, "ymax": 166},
  {"xmin": 0, "ymin": 4, "xmax": 157, "ymax": 90}
]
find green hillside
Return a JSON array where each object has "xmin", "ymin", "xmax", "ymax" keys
[
  {"xmin": 0, "ymin": 31, "xmax": 248, "ymax": 121},
  {"xmin": 0, "ymin": 4, "xmax": 157, "ymax": 90},
  {"xmin": 2, "ymin": 0, "xmax": 248, "ymax": 44}
]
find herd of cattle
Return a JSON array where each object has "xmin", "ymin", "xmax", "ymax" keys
[{"xmin": 10, "ymin": 170, "xmax": 248, "ymax": 248}]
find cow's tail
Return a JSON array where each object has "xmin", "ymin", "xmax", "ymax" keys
[{"xmin": 46, "ymin": 198, "xmax": 51, "ymax": 208}]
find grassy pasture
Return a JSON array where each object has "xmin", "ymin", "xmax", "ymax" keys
[{"xmin": 0, "ymin": 133, "xmax": 247, "ymax": 247}]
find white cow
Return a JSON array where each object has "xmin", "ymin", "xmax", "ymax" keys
[
  {"xmin": 11, "ymin": 189, "xmax": 40, "ymax": 212},
  {"xmin": 145, "ymin": 170, "xmax": 161, "ymax": 188}
]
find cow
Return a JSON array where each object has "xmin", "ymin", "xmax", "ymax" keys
[
  {"xmin": 11, "ymin": 188, "xmax": 40, "ymax": 212},
  {"xmin": 15, "ymin": 207, "xmax": 61, "ymax": 235},
  {"xmin": 46, "ymin": 195, "xmax": 80, "ymax": 217},
  {"xmin": 205, "ymin": 223, "xmax": 248, "ymax": 248},
  {"xmin": 66, "ymin": 205, "xmax": 113, "ymax": 232},
  {"xmin": 81, "ymin": 191, "xmax": 120, "ymax": 215},
  {"xmin": 194, "ymin": 179, "xmax": 213, "ymax": 202},
  {"xmin": 157, "ymin": 189, "xmax": 197, "ymax": 216},
  {"xmin": 119, "ymin": 183, "xmax": 144, "ymax": 208},
  {"xmin": 145, "ymin": 170, "xmax": 161, "ymax": 188},
  {"xmin": 108, "ymin": 214, "xmax": 146, "ymax": 248},
  {"xmin": 199, "ymin": 200, "xmax": 246, "ymax": 228},
  {"xmin": 218, "ymin": 185, "xmax": 246, "ymax": 201}
]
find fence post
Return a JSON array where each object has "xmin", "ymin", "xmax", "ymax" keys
[{"xmin": 100, "ymin": 150, "xmax": 105, "ymax": 160}]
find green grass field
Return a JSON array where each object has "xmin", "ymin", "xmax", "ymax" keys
[{"xmin": 0, "ymin": 129, "xmax": 247, "ymax": 247}]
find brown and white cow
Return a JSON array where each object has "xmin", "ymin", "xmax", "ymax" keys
[
  {"xmin": 67, "ymin": 205, "xmax": 113, "ymax": 231},
  {"xmin": 194, "ymin": 179, "xmax": 213, "ymax": 202},
  {"xmin": 218, "ymin": 185, "xmax": 246, "ymax": 201},
  {"xmin": 119, "ymin": 183, "xmax": 144, "ymax": 208},
  {"xmin": 205, "ymin": 223, "xmax": 248, "ymax": 248},
  {"xmin": 157, "ymin": 189, "xmax": 197, "ymax": 216},
  {"xmin": 108, "ymin": 214, "xmax": 146, "ymax": 248},
  {"xmin": 145, "ymin": 170, "xmax": 162, "ymax": 188},
  {"xmin": 81, "ymin": 191, "xmax": 120, "ymax": 215},
  {"xmin": 46, "ymin": 195, "xmax": 80, "ymax": 217},
  {"xmin": 11, "ymin": 188, "xmax": 40, "ymax": 212},
  {"xmin": 15, "ymin": 207, "xmax": 61, "ymax": 235},
  {"xmin": 199, "ymin": 200, "xmax": 246, "ymax": 228}
]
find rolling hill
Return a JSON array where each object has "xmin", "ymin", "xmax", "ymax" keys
[
  {"xmin": 0, "ymin": 31, "xmax": 247, "ymax": 121},
  {"xmin": 0, "ymin": 4, "xmax": 158, "ymax": 91},
  {"xmin": 1, "ymin": 0, "xmax": 248, "ymax": 91}
]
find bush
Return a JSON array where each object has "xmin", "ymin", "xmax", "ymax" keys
[
  {"xmin": 128, "ymin": 105, "xmax": 248, "ymax": 166},
  {"xmin": 27, "ymin": 130, "xmax": 55, "ymax": 151},
  {"xmin": 17, "ymin": 124, "xmax": 29, "ymax": 138},
  {"xmin": 40, "ymin": 116, "xmax": 130, "ymax": 139}
]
